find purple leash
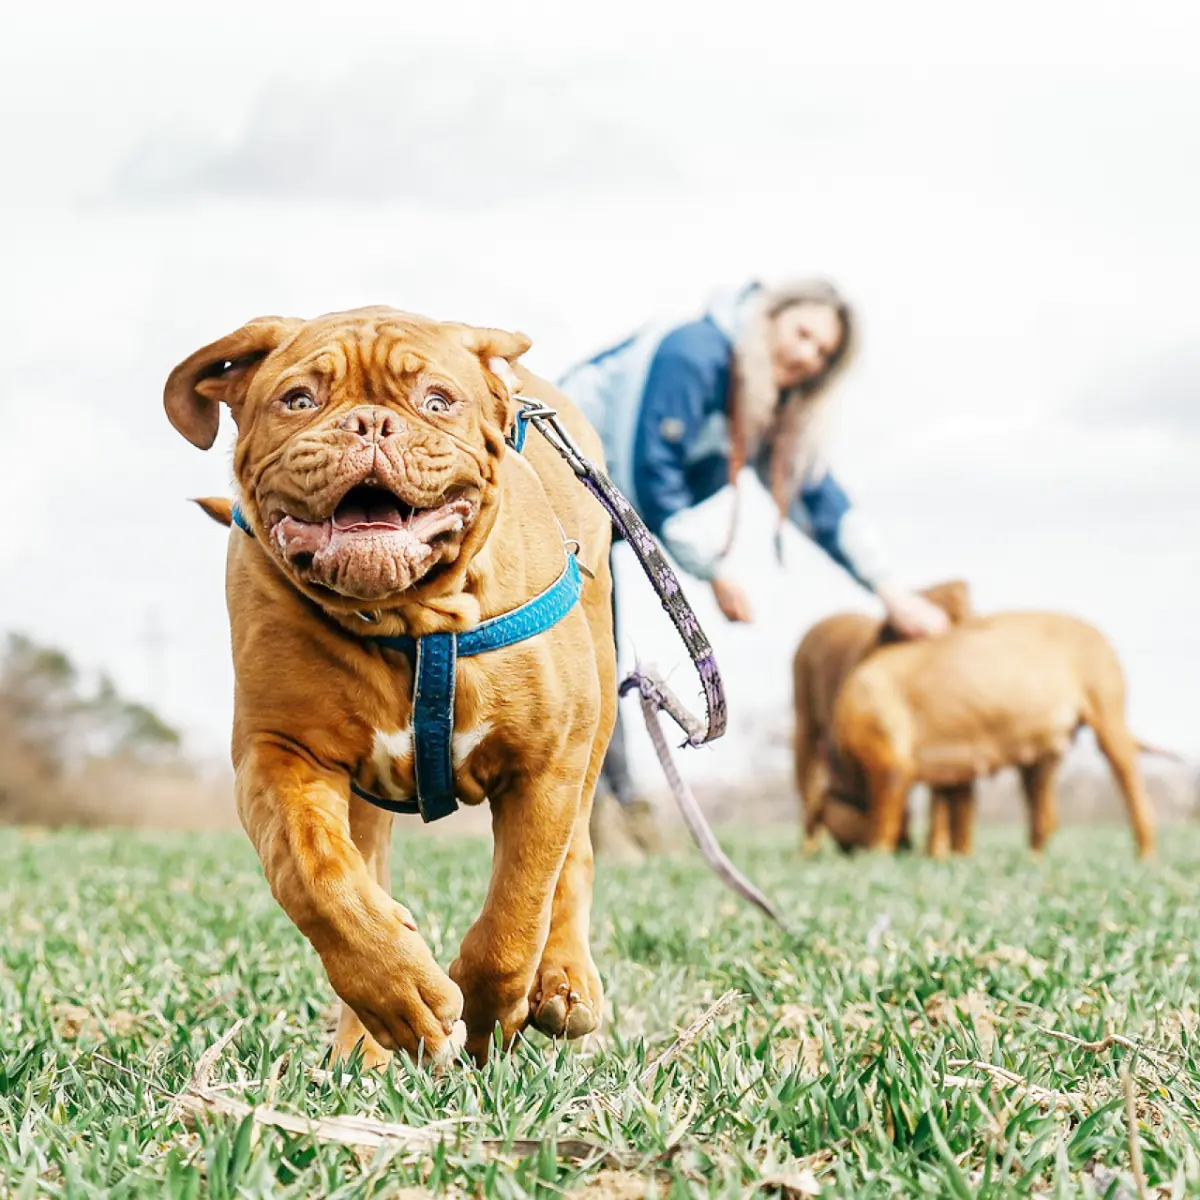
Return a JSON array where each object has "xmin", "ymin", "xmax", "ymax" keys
[{"xmin": 516, "ymin": 399, "xmax": 791, "ymax": 931}]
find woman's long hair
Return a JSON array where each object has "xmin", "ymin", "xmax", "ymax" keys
[{"xmin": 724, "ymin": 278, "xmax": 858, "ymax": 556}]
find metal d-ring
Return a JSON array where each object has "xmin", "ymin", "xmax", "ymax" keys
[{"xmin": 562, "ymin": 539, "xmax": 595, "ymax": 579}]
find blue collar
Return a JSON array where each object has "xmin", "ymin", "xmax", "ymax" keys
[{"xmin": 229, "ymin": 409, "xmax": 581, "ymax": 823}]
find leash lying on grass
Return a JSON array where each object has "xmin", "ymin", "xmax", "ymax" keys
[{"xmin": 512, "ymin": 399, "xmax": 790, "ymax": 931}]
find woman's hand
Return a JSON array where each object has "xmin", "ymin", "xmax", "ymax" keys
[
  {"xmin": 711, "ymin": 574, "xmax": 755, "ymax": 623},
  {"xmin": 875, "ymin": 583, "xmax": 951, "ymax": 639}
]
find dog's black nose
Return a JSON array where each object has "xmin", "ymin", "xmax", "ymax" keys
[{"xmin": 340, "ymin": 405, "xmax": 401, "ymax": 442}]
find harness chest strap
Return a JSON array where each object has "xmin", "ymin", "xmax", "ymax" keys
[{"xmin": 360, "ymin": 553, "xmax": 582, "ymax": 821}]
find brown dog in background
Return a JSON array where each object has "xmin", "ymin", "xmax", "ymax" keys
[
  {"xmin": 792, "ymin": 581, "xmax": 974, "ymax": 855},
  {"xmin": 166, "ymin": 306, "xmax": 616, "ymax": 1067},
  {"xmin": 827, "ymin": 610, "xmax": 1162, "ymax": 859}
]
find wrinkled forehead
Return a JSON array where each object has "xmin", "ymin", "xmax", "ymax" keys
[{"xmin": 268, "ymin": 309, "xmax": 483, "ymax": 388}]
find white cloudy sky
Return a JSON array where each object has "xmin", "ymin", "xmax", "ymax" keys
[{"xmin": 2, "ymin": 0, "xmax": 1199, "ymax": 789}]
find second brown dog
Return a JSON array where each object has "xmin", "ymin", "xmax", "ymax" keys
[
  {"xmin": 792, "ymin": 580, "xmax": 974, "ymax": 855},
  {"xmin": 825, "ymin": 609, "xmax": 1161, "ymax": 859}
]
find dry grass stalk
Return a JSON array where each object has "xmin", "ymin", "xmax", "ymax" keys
[
  {"xmin": 170, "ymin": 1023, "xmax": 627, "ymax": 1167},
  {"xmin": 573, "ymin": 989, "xmax": 747, "ymax": 1122},
  {"xmin": 638, "ymin": 989, "xmax": 746, "ymax": 1090},
  {"xmin": 1122, "ymin": 1063, "xmax": 1149, "ymax": 1200},
  {"xmin": 1038, "ymin": 1027, "xmax": 1144, "ymax": 1055},
  {"xmin": 944, "ymin": 1058, "xmax": 1081, "ymax": 1108}
]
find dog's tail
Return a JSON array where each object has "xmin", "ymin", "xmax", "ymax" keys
[
  {"xmin": 192, "ymin": 497, "xmax": 234, "ymax": 527},
  {"xmin": 1135, "ymin": 738, "xmax": 1186, "ymax": 763}
]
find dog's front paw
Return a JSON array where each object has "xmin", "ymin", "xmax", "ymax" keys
[
  {"xmin": 449, "ymin": 953, "xmax": 533, "ymax": 1063},
  {"xmin": 330, "ymin": 1003, "xmax": 394, "ymax": 1070},
  {"xmin": 321, "ymin": 919, "xmax": 466, "ymax": 1070},
  {"xmin": 528, "ymin": 952, "xmax": 603, "ymax": 1040}
]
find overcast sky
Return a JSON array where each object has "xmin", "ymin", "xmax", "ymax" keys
[{"xmin": 3, "ymin": 0, "xmax": 1198, "ymax": 789}]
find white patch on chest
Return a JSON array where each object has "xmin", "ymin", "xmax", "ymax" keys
[
  {"xmin": 452, "ymin": 721, "xmax": 492, "ymax": 766},
  {"xmin": 369, "ymin": 728, "xmax": 413, "ymax": 800},
  {"xmin": 366, "ymin": 722, "xmax": 492, "ymax": 801},
  {"xmin": 374, "ymin": 728, "xmax": 413, "ymax": 761}
]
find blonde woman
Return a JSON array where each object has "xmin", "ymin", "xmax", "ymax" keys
[{"xmin": 557, "ymin": 277, "xmax": 949, "ymax": 853}]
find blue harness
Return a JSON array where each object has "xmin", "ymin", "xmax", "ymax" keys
[{"xmin": 229, "ymin": 410, "xmax": 582, "ymax": 823}]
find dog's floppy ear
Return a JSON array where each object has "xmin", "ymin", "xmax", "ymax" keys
[
  {"xmin": 458, "ymin": 325, "xmax": 533, "ymax": 436},
  {"xmin": 164, "ymin": 317, "xmax": 300, "ymax": 449},
  {"xmin": 919, "ymin": 579, "xmax": 974, "ymax": 625},
  {"xmin": 459, "ymin": 325, "xmax": 532, "ymax": 391},
  {"xmin": 459, "ymin": 325, "xmax": 532, "ymax": 368}
]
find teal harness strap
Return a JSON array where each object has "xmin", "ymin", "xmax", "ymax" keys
[{"xmin": 365, "ymin": 553, "xmax": 582, "ymax": 821}]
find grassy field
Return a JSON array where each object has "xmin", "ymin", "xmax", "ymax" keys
[{"xmin": 2, "ymin": 823, "xmax": 1198, "ymax": 1197}]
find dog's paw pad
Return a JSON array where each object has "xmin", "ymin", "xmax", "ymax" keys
[
  {"xmin": 529, "ymin": 974, "xmax": 600, "ymax": 1040},
  {"xmin": 564, "ymin": 1000, "xmax": 597, "ymax": 1040},
  {"xmin": 533, "ymin": 993, "xmax": 569, "ymax": 1036}
]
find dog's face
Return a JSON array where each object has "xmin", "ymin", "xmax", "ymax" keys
[
  {"xmin": 165, "ymin": 307, "xmax": 530, "ymax": 608},
  {"xmin": 822, "ymin": 795, "xmax": 914, "ymax": 854},
  {"xmin": 822, "ymin": 793, "xmax": 871, "ymax": 853}
]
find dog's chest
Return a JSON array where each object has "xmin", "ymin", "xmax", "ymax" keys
[{"xmin": 359, "ymin": 723, "xmax": 492, "ymax": 803}]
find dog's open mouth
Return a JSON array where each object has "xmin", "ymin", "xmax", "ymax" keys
[
  {"xmin": 332, "ymin": 485, "xmax": 416, "ymax": 532},
  {"xmin": 271, "ymin": 484, "xmax": 476, "ymax": 601}
]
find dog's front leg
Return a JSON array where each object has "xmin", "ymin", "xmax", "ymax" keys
[
  {"xmin": 237, "ymin": 741, "xmax": 465, "ymax": 1066},
  {"xmin": 449, "ymin": 764, "xmax": 583, "ymax": 1062},
  {"xmin": 331, "ymin": 798, "xmax": 399, "ymax": 1069},
  {"xmin": 527, "ymin": 774, "xmax": 604, "ymax": 1042},
  {"xmin": 867, "ymin": 766, "xmax": 912, "ymax": 853}
]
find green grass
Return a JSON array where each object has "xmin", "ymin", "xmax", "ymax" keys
[{"xmin": 2, "ymin": 823, "xmax": 1198, "ymax": 1197}]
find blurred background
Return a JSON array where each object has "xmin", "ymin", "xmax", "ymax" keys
[{"xmin": 2, "ymin": 0, "xmax": 1198, "ymax": 829}]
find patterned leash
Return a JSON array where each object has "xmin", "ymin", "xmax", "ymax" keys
[{"xmin": 515, "ymin": 397, "xmax": 791, "ymax": 931}]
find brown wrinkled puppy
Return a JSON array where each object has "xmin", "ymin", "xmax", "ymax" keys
[
  {"xmin": 792, "ymin": 581, "xmax": 973, "ymax": 854},
  {"xmin": 165, "ymin": 306, "xmax": 616, "ymax": 1067},
  {"xmin": 829, "ymin": 611, "xmax": 1159, "ymax": 860}
]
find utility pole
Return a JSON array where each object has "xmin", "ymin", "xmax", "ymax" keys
[{"xmin": 142, "ymin": 606, "xmax": 167, "ymax": 710}]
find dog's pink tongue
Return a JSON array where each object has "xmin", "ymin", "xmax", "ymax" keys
[{"xmin": 334, "ymin": 491, "xmax": 405, "ymax": 529}]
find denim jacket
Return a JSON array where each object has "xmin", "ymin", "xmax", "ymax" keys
[{"xmin": 555, "ymin": 281, "xmax": 890, "ymax": 588}]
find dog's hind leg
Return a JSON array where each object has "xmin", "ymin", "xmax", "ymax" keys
[
  {"xmin": 1018, "ymin": 754, "xmax": 1062, "ymax": 856},
  {"xmin": 1084, "ymin": 646, "xmax": 1156, "ymax": 858},
  {"xmin": 1092, "ymin": 718, "xmax": 1157, "ymax": 860}
]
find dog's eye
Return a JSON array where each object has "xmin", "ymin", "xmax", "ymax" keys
[
  {"xmin": 283, "ymin": 390, "xmax": 318, "ymax": 412},
  {"xmin": 423, "ymin": 393, "xmax": 453, "ymax": 416}
]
